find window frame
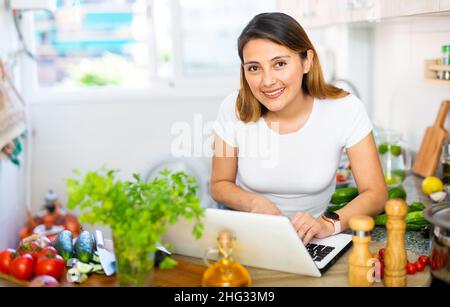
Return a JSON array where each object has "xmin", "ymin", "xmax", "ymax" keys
[{"xmin": 19, "ymin": 0, "xmax": 240, "ymax": 104}]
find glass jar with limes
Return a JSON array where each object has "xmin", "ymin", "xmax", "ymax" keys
[{"xmin": 376, "ymin": 130, "xmax": 412, "ymax": 187}]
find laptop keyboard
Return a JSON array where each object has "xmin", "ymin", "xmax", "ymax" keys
[{"xmin": 306, "ymin": 243, "xmax": 335, "ymax": 262}]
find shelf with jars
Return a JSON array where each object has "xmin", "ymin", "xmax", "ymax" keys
[
  {"xmin": 424, "ymin": 45, "xmax": 450, "ymax": 86},
  {"xmin": 424, "ymin": 60, "xmax": 450, "ymax": 86}
]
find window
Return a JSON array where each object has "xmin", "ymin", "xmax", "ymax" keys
[
  {"xmin": 27, "ymin": 0, "xmax": 277, "ymax": 91},
  {"xmin": 176, "ymin": 0, "xmax": 277, "ymax": 77},
  {"xmin": 33, "ymin": 0, "xmax": 149, "ymax": 88}
]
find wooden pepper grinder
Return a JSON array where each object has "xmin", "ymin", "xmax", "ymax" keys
[
  {"xmin": 348, "ymin": 215, "xmax": 375, "ymax": 287},
  {"xmin": 383, "ymin": 199, "xmax": 408, "ymax": 287}
]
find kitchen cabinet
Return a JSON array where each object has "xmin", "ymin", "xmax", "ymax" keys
[
  {"xmin": 440, "ymin": 0, "xmax": 450, "ymax": 10},
  {"xmin": 389, "ymin": 0, "xmax": 440, "ymax": 17},
  {"xmin": 297, "ymin": 0, "xmax": 331, "ymax": 28},
  {"xmin": 278, "ymin": 0, "xmax": 448, "ymax": 28},
  {"xmin": 347, "ymin": 0, "xmax": 383, "ymax": 23}
]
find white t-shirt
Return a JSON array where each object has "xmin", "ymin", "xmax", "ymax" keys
[{"xmin": 213, "ymin": 91, "xmax": 373, "ymax": 218}]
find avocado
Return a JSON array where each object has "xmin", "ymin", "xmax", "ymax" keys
[
  {"xmin": 54, "ymin": 230, "xmax": 74, "ymax": 261},
  {"xmin": 74, "ymin": 231, "xmax": 95, "ymax": 263}
]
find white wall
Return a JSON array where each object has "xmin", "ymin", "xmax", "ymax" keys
[
  {"xmin": 308, "ymin": 24, "xmax": 374, "ymax": 115},
  {"xmin": 372, "ymin": 15, "xmax": 450, "ymax": 151},
  {"xmin": 0, "ymin": 5, "xmax": 28, "ymax": 249},
  {"xmin": 29, "ymin": 96, "xmax": 223, "ymax": 212}
]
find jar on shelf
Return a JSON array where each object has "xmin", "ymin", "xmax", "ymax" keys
[
  {"xmin": 442, "ymin": 45, "xmax": 450, "ymax": 80},
  {"xmin": 443, "ymin": 45, "xmax": 450, "ymax": 66}
]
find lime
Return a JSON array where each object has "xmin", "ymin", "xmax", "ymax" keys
[
  {"xmin": 385, "ymin": 171, "xmax": 404, "ymax": 186},
  {"xmin": 378, "ymin": 143, "xmax": 388, "ymax": 154},
  {"xmin": 384, "ymin": 174, "xmax": 396, "ymax": 185},
  {"xmin": 391, "ymin": 169, "xmax": 406, "ymax": 182},
  {"xmin": 390, "ymin": 145, "xmax": 402, "ymax": 156},
  {"xmin": 422, "ymin": 176, "xmax": 443, "ymax": 195}
]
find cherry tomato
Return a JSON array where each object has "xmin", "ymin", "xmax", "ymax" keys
[
  {"xmin": 10, "ymin": 254, "xmax": 35, "ymax": 280},
  {"xmin": 36, "ymin": 246, "xmax": 58, "ymax": 260},
  {"xmin": 0, "ymin": 249, "xmax": 16, "ymax": 274},
  {"xmin": 418, "ymin": 255, "xmax": 430, "ymax": 267},
  {"xmin": 406, "ymin": 261, "xmax": 417, "ymax": 275},
  {"xmin": 378, "ymin": 248, "xmax": 385, "ymax": 260},
  {"xmin": 415, "ymin": 261, "xmax": 425, "ymax": 272},
  {"xmin": 35, "ymin": 254, "xmax": 65, "ymax": 280}
]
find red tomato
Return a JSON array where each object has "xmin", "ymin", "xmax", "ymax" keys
[
  {"xmin": 36, "ymin": 246, "xmax": 58, "ymax": 260},
  {"xmin": 380, "ymin": 261, "xmax": 384, "ymax": 279},
  {"xmin": 406, "ymin": 262, "xmax": 417, "ymax": 275},
  {"xmin": 18, "ymin": 241, "xmax": 42, "ymax": 261},
  {"xmin": 336, "ymin": 173, "xmax": 346, "ymax": 183},
  {"xmin": 378, "ymin": 248, "xmax": 385, "ymax": 260},
  {"xmin": 35, "ymin": 254, "xmax": 65, "ymax": 280},
  {"xmin": 0, "ymin": 249, "xmax": 16, "ymax": 274},
  {"xmin": 415, "ymin": 261, "xmax": 425, "ymax": 272},
  {"xmin": 10, "ymin": 254, "xmax": 35, "ymax": 280},
  {"xmin": 418, "ymin": 255, "xmax": 430, "ymax": 266}
]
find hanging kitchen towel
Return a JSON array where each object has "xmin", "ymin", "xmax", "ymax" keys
[{"xmin": 0, "ymin": 59, "xmax": 26, "ymax": 162}]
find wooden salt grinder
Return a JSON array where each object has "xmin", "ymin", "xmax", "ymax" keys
[
  {"xmin": 348, "ymin": 215, "xmax": 375, "ymax": 287},
  {"xmin": 384, "ymin": 199, "xmax": 408, "ymax": 287}
]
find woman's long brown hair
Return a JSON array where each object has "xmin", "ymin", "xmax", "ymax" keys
[{"xmin": 236, "ymin": 12, "xmax": 348, "ymax": 123}]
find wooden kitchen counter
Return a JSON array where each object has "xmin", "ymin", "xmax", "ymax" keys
[
  {"xmin": 0, "ymin": 242, "xmax": 431, "ymax": 287},
  {"xmin": 173, "ymin": 242, "xmax": 431, "ymax": 287}
]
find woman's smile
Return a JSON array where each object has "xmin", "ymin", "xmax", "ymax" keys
[{"xmin": 262, "ymin": 87, "xmax": 286, "ymax": 99}]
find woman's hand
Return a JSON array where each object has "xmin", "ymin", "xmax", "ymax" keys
[
  {"xmin": 249, "ymin": 196, "xmax": 282, "ymax": 216},
  {"xmin": 290, "ymin": 212, "xmax": 334, "ymax": 245}
]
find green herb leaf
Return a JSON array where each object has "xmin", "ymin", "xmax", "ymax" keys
[{"xmin": 66, "ymin": 168, "xmax": 205, "ymax": 272}]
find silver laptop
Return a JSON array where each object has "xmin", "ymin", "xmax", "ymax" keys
[{"xmin": 162, "ymin": 208, "xmax": 352, "ymax": 277}]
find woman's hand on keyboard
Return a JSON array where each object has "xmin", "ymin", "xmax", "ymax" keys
[{"xmin": 290, "ymin": 212, "xmax": 334, "ymax": 245}]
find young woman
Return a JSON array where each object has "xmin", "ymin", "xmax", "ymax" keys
[{"xmin": 210, "ymin": 13, "xmax": 387, "ymax": 245}]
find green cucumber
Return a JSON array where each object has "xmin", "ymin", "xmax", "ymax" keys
[
  {"xmin": 328, "ymin": 202, "xmax": 348, "ymax": 212},
  {"xmin": 76, "ymin": 261, "xmax": 93, "ymax": 274},
  {"xmin": 92, "ymin": 264, "xmax": 103, "ymax": 273},
  {"xmin": 92, "ymin": 253, "xmax": 101, "ymax": 264},
  {"xmin": 375, "ymin": 213, "xmax": 387, "ymax": 226},
  {"xmin": 408, "ymin": 202, "xmax": 426, "ymax": 212},
  {"xmin": 54, "ymin": 230, "xmax": 74, "ymax": 261},
  {"xmin": 406, "ymin": 224, "xmax": 428, "ymax": 231},
  {"xmin": 330, "ymin": 187, "xmax": 359, "ymax": 205},
  {"xmin": 74, "ymin": 231, "xmax": 95, "ymax": 263},
  {"xmin": 79, "ymin": 273, "xmax": 89, "ymax": 283},
  {"xmin": 67, "ymin": 267, "xmax": 81, "ymax": 283},
  {"xmin": 388, "ymin": 186, "xmax": 407, "ymax": 200},
  {"xmin": 405, "ymin": 211, "xmax": 429, "ymax": 225},
  {"xmin": 66, "ymin": 258, "xmax": 78, "ymax": 268}
]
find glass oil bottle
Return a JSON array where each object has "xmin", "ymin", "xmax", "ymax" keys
[{"xmin": 201, "ymin": 230, "xmax": 251, "ymax": 287}]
